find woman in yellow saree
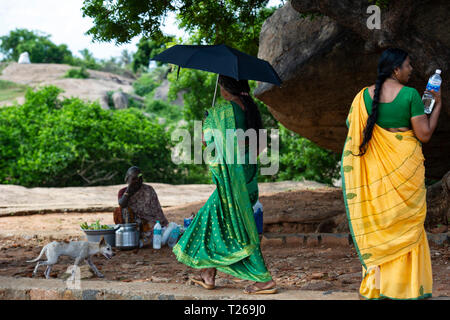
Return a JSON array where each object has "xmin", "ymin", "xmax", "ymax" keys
[
  {"xmin": 172, "ymin": 75, "xmax": 276, "ymax": 294},
  {"xmin": 342, "ymin": 48, "xmax": 443, "ymax": 300}
]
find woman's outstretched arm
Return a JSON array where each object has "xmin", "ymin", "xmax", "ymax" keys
[{"xmin": 411, "ymin": 89, "xmax": 442, "ymax": 143}]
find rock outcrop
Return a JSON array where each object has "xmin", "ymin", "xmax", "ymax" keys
[
  {"xmin": 255, "ymin": 1, "xmax": 450, "ymax": 180},
  {"xmin": 0, "ymin": 63, "xmax": 134, "ymax": 108},
  {"xmin": 112, "ymin": 91, "xmax": 128, "ymax": 109}
]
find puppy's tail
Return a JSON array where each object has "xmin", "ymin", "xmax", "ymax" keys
[{"xmin": 26, "ymin": 245, "xmax": 47, "ymax": 263}]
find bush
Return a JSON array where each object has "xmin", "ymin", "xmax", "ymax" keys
[
  {"xmin": 0, "ymin": 79, "xmax": 28, "ymax": 102},
  {"xmin": 64, "ymin": 67, "xmax": 90, "ymax": 79},
  {"xmin": 0, "ymin": 86, "xmax": 177, "ymax": 187},
  {"xmin": 258, "ymin": 125, "xmax": 341, "ymax": 185},
  {"xmin": 133, "ymin": 72, "xmax": 159, "ymax": 97},
  {"xmin": 145, "ymin": 98, "xmax": 183, "ymax": 122}
]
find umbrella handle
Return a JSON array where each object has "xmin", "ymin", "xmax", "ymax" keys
[{"xmin": 212, "ymin": 74, "xmax": 219, "ymax": 107}]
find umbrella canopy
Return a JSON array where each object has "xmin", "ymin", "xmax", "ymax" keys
[{"xmin": 151, "ymin": 44, "xmax": 282, "ymax": 86}]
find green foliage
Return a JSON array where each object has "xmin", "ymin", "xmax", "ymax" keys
[
  {"xmin": 0, "ymin": 86, "xmax": 176, "ymax": 187},
  {"xmin": 144, "ymin": 98, "xmax": 183, "ymax": 123},
  {"xmin": 368, "ymin": 0, "xmax": 390, "ymax": 9},
  {"xmin": 167, "ymin": 66, "xmax": 277, "ymax": 130},
  {"xmin": 133, "ymin": 73, "xmax": 160, "ymax": 97},
  {"xmin": 80, "ymin": 220, "xmax": 113, "ymax": 230},
  {"xmin": 64, "ymin": 67, "xmax": 90, "ymax": 79},
  {"xmin": 259, "ymin": 125, "xmax": 341, "ymax": 185},
  {"xmin": 168, "ymin": 68, "xmax": 219, "ymax": 121},
  {"xmin": 0, "ymin": 29, "xmax": 73, "ymax": 64},
  {"xmin": 0, "ymin": 61, "xmax": 11, "ymax": 75},
  {"xmin": 70, "ymin": 48, "xmax": 102, "ymax": 70},
  {"xmin": 0, "ymin": 79, "xmax": 28, "ymax": 102},
  {"xmin": 132, "ymin": 36, "xmax": 175, "ymax": 73},
  {"xmin": 81, "ymin": 1, "xmax": 280, "ymax": 56},
  {"xmin": 177, "ymin": 1, "xmax": 277, "ymax": 56}
]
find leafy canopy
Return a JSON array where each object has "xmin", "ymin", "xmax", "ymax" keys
[
  {"xmin": 82, "ymin": 0, "xmax": 279, "ymax": 56},
  {"xmin": 0, "ymin": 29, "xmax": 73, "ymax": 64}
]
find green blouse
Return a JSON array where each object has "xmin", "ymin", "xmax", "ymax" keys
[{"xmin": 363, "ymin": 86, "xmax": 425, "ymax": 128}]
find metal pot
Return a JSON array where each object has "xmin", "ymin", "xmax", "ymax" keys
[{"xmin": 115, "ymin": 223, "xmax": 140, "ymax": 250}]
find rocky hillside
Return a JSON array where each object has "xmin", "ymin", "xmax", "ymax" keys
[{"xmin": 0, "ymin": 63, "xmax": 135, "ymax": 109}]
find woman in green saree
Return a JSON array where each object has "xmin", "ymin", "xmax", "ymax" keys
[{"xmin": 172, "ymin": 75, "xmax": 277, "ymax": 294}]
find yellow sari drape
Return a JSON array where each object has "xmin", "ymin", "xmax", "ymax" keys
[{"xmin": 341, "ymin": 88, "xmax": 433, "ymax": 300}]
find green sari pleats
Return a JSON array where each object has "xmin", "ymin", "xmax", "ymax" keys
[{"xmin": 172, "ymin": 103, "xmax": 272, "ymax": 282}]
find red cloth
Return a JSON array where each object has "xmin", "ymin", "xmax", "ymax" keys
[{"xmin": 118, "ymin": 187, "xmax": 127, "ymax": 200}]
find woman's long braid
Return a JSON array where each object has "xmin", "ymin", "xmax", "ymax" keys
[
  {"xmin": 356, "ymin": 48, "xmax": 408, "ymax": 156},
  {"xmin": 358, "ymin": 72, "xmax": 389, "ymax": 156}
]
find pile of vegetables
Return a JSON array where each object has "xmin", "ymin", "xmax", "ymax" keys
[{"xmin": 80, "ymin": 220, "xmax": 113, "ymax": 230}]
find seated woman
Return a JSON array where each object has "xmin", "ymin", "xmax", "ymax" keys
[{"xmin": 113, "ymin": 166, "xmax": 169, "ymax": 247}]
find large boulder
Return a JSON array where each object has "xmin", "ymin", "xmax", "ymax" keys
[
  {"xmin": 112, "ymin": 91, "xmax": 128, "ymax": 109},
  {"xmin": 255, "ymin": 1, "xmax": 450, "ymax": 180}
]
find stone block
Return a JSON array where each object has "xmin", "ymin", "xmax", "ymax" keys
[
  {"xmin": 427, "ymin": 233, "xmax": 449, "ymax": 246},
  {"xmin": 305, "ymin": 234, "xmax": 321, "ymax": 247},
  {"xmin": 260, "ymin": 236, "xmax": 284, "ymax": 247},
  {"xmin": 82, "ymin": 289, "xmax": 99, "ymax": 300},
  {"xmin": 285, "ymin": 235, "xmax": 304, "ymax": 246},
  {"xmin": 30, "ymin": 289, "xmax": 61, "ymax": 300},
  {"xmin": 320, "ymin": 233, "xmax": 350, "ymax": 247}
]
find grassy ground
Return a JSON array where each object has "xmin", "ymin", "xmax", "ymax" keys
[{"xmin": 0, "ymin": 79, "xmax": 28, "ymax": 102}]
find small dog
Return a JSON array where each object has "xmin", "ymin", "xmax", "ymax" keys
[{"xmin": 27, "ymin": 236, "xmax": 113, "ymax": 279}]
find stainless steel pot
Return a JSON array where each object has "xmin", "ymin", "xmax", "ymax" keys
[{"xmin": 115, "ymin": 223, "xmax": 140, "ymax": 250}]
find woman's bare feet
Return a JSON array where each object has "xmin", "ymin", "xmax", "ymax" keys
[
  {"xmin": 244, "ymin": 280, "xmax": 277, "ymax": 294},
  {"xmin": 201, "ymin": 268, "xmax": 216, "ymax": 286},
  {"xmin": 190, "ymin": 268, "xmax": 216, "ymax": 290}
]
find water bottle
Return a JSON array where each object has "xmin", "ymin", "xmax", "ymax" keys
[
  {"xmin": 184, "ymin": 214, "xmax": 195, "ymax": 229},
  {"xmin": 252, "ymin": 200, "xmax": 263, "ymax": 234},
  {"xmin": 422, "ymin": 69, "xmax": 442, "ymax": 114},
  {"xmin": 153, "ymin": 221, "xmax": 162, "ymax": 249},
  {"xmin": 167, "ymin": 225, "xmax": 180, "ymax": 248}
]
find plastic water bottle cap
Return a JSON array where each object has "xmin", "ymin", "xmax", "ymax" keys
[{"xmin": 436, "ymin": 69, "xmax": 442, "ymax": 74}]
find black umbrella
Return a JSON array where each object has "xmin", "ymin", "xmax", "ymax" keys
[
  {"xmin": 152, "ymin": 44, "xmax": 282, "ymax": 106},
  {"xmin": 152, "ymin": 44, "xmax": 282, "ymax": 85}
]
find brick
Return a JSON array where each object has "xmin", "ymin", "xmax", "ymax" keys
[
  {"xmin": 260, "ymin": 236, "xmax": 284, "ymax": 247},
  {"xmin": 320, "ymin": 233, "xmax": 350, "ymax": 247},
  {"xmin": 305, "ymin": 235, "xmax": 321, "ymax": 247},
  {"xmin": 285, "ymin": 236, "xmax": 303, "ymax": 246},
  {"xmin": 30, "ymin": 289, "xmax": 61, "ymax": 300},
  {"xmin": 427, "ymin": 233, "xmax": 449, "ymax": 246},
  {"xmin": 62, "ymin": 290, "xmax": 75, "ymax": 300},
  {"xmin": 82, "ymin": 289, "xmax": 99, "ymax": 300},
  {"xmin": 0, "ymin": 288, "xmax": 29, "ymax": 300}
]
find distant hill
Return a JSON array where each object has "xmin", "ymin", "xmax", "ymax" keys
[{"xmin": 0, "ymin": 63, "xmax": 135, "ymax": 108}]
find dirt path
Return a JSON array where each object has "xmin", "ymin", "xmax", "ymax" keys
[
  {"xmin": 0, "ymin": 189, "xmax": 448, "ymax": 298},
  {"xmin": 0, "ymin": 180, "xmax": 328, "ymax": 216}
]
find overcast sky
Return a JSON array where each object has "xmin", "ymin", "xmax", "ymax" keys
[
  {"xmin": 0, "ymin": 0, "xmax": 282, "ymax": 60},
  {"xmin": 0, "ymin": 0, "xmax": 187, "ymax": 60}
]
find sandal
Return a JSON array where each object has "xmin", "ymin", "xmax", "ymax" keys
[
  {"xmin": 243, "ymin": 282, "xmax": 277, "ymax": 295},
  {"xmin": 189, "ymin": 268, "xmax": 216, "ymax": 290}
]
